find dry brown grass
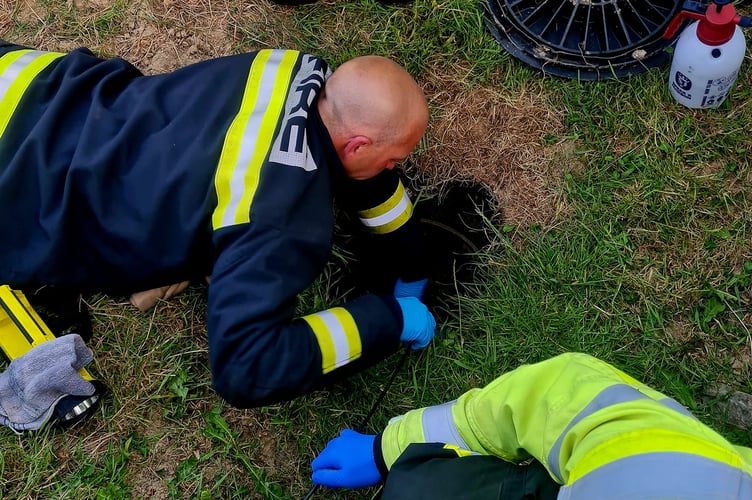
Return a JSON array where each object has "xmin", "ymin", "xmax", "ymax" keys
[{"xmin": 417, "ymin": 62, "xmax": 570, "ymax": 227}]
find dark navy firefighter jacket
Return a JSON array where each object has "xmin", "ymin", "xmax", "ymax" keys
[{"xmin": 0, "ymin": 42, "xmax": 427, "ymax": 407}]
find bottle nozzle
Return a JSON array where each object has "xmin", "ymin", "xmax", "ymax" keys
[{"xmin": 664, "ymin": 0, "xmax": 749, "ymax": 45}]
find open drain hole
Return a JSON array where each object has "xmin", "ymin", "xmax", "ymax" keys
[{"xmin": 332, "ymin": 180, "xmax": 498, "ymax": 308}]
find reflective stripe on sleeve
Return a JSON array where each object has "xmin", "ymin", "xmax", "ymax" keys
[
  {"xmin": 546, "ymin": 384, "xmax": 695, "ymax": 482},
  {"xmin": 302, "ymin": 307, "xmax": 362, "ymax": 374},
  {"xmin": 658, "ymin": 396, "xmax": 696, "ymax": 419},
  {"xmin": 357, "ymin": 181, "xmax": 413, "ymax": 234},
  {"xmin": 420, "ymin": 400, "xmax": 473, "ymax": 451},
  {"xmin": 560, "ymin": 450, "xmax": 752, "ymax": 499},
  {"xmin": 212, "ymin": 49, "xmax": 300, "ymax": 230},
  {"xmin": 0, "ymin": 49, "xmax": 64, "ymax": 139}
]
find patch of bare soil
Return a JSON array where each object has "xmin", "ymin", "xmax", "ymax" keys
[
  {"xmin": 111, "ymin": 0, "xmax": 235, "ymax": 74},
  {"xmin": 123, "ymin": 404, "xmax": 278, "ymax": 500},
  {"xmin": 1, "ymin": 0, "xmax": 239, "ymax": 71},
  {"xmin": 224, "ymin": 408, "xmax": 305, "ymax": 482},
  {"xmin": 416, "ymin": 64, "xmax": 572, "ymax": 227}
]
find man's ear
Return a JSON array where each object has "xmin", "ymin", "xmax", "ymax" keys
[{"xmin": 343, "ymin": 135, "xmax": 371, "ymax": 158}]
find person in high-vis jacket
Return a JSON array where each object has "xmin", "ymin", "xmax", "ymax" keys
[
  {"xmin": 0, "ymin": 41, "xmax": 436, "ymax": 408},
  {"xmin": 311, "ymin": 352, "xmax": 752, "ymax": 499}
]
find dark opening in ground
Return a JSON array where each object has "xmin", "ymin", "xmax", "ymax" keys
[{"xmin": 333, "ymin": 178, "xmax": 498, "ymax": 309}]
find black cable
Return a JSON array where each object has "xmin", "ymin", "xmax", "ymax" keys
[{"xmin": 302, "ymin": 346, "xmax": 412, "ymax": 500}]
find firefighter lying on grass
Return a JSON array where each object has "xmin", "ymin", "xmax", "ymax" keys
[
  {"xmin": 0, "ymin": 41, "xmax": 436, "ymax": 409},
  {"xmin": 312, "ymin": 352, "xmax": 752, "ymax": 500}
]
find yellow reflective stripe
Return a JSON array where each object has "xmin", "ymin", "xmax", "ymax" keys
[
  {"xmin": 570, "ymin": 428, "xmax": 747, "ymax": 484},
  {"xmin": 358, "ymin": 181, "xmax": 413, "ymax": 234},
  {"xmin": 302, "ymin": 307, "xmax": 362, "ymax": 374},
  {"xmin": 442, "ymin": 444, "xmax": 473, "ymax": 457},
  {"xmin": 0, "ymin": 50, "xmax": 64, "ymax": 139},
  {"xmin": 212, "ymin": 49, "xmax": 299, "ymax": 229},
  {"xmin": 358, "ymin": 180, "xmax": 407, "ymax": 217}
]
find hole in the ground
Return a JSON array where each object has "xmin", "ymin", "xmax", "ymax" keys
[{"xmin": 331, "ymin": 178, "xmax": 498, "ymax": 308}]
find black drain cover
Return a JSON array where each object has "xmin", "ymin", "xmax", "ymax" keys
[{"xmin": 484, "ymin": 0, "xmax": 684, "ymax": 80}]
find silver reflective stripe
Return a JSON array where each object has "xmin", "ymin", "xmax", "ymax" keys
[
  {"xmin": 420, "ymin": 400, "xmax": 471, "ymax": 451},
  {"xmin": 359, "ymin": 191, "xmax": 410, "ymax": 228},
  {"xmin": 658, "ymin": 396, "xmax": 696, "ymax": 419},
  {"xmin": 315, "ymin": 309, "xmax": 353, "ymax": 370},
  {"xmin": 0, "ymin": 49, "xmax": 63, "ymax": 142},
  {"xmin": 547, "ymin": 384, "xmax": 649, "ymax": 481},
  {"xmin": 557, "ymin": 452, "xmax": 752, "ymax": 499},
  {"xmin": 220, "ymin": 50, "xmax": 285, "ymax": 229},
  {"xmin": 0, "ymin": 51, "xmax": 42, "ymax": 101},
  {"xmin": 548, "ymin": 384, "xmax": 701, "ymax": 481}
]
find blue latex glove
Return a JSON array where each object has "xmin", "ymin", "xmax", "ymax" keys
[
  {"xmin": 311, "ymin": 429, "xmax": 382, "ymax": 488},
  {"xmin": 396, "ymin": 297, "xmax": 436, "ymax": 349},
  {"xmin": 393, "ymin": 277, "xmax": 429, "ymax": 299}
]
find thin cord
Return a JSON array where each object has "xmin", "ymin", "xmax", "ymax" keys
[
  {"xmin": 355, "ymin": 346, "xmax": 411, "ymax": 432},
  {"xmin": 302, "ymin": 346, "xmax": 412, "ymax": 500},
  {"xmin": 301, "ymin": 483, "xmax": 318, "ymax": 500}
]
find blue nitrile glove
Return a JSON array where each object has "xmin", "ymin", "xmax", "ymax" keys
[
  {"xmin": 396, "ymin": 297, "xmax": 436, "ymax": 349},
  {"xmin": 393, "ymin": 277, "xmax": 429, "ymax": 299},
  {"xmin": 311, "ymin": 429, "xmax": 382, "ymax": 488}
]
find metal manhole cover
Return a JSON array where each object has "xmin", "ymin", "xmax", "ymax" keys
[{"xmin": 484, "ymin": 0, "xmax": 685, "ymax": 80}]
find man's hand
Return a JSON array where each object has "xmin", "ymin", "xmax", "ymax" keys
[
  {"xmin": 311, "ymin": 429, "xmax": 382, "ymax": 488},
  {"xmin": 396, "ymin": 297, "xmax": 436, "ymax": 349},
  {"xmin": 393, "ymin": 277, "xmax": 429, "ymax": 300}
]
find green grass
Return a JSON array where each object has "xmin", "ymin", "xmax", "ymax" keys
[
  {"xmin": 1, "ymin": 0, "xmax": 752, "ymax": 498},
  {"xmin": 232, "ymin": 0, "xmax": 507, "ymax": 77}
]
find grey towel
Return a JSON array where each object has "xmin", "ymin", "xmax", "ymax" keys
[{"xmin": 0, "ymin": 334, "xmax": 95, "ymax": 432}]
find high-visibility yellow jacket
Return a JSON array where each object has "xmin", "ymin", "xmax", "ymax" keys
[
  {"xmin": 0, "ymin": 42, "xmax": 426, "ymax": 408},
  {"xmin": 378, "ymin": 353, "xmax": 752, "ymax": 499}
]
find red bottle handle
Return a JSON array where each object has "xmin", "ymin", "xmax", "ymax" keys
[
  {"xmin": 663, "ymin": 10, "xmax": 705, "ymax": 40},
  {"xmin": 663, "ymin": 1, "xmax": 749, "ymax": 44}
]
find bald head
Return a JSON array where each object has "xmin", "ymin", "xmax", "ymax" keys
[{"xmin": 318, "ymin": 55, "xmax": 429, "ymax": 180}]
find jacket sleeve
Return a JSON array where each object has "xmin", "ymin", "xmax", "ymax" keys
[
  {"xmin": 337, "ymin": 170, "xmax": 429, "ymax": 285},
  {"xmin": 379, "ymin": 353, "xmax": 752, "ymax": 490},
  {"xmin": 207, "ymin": 220, "xmax": 404, "ymax": 409}
]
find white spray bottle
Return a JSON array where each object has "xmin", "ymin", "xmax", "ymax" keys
[{"xmin": 663, "ymin": 0, "xmax": 751, "ymax": 109}]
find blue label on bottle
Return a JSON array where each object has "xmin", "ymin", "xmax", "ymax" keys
[{"xmin": 674, "ymin": 71, "xmax": 692, "ymax": 91}]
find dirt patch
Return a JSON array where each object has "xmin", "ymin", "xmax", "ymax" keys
[
  {"xmin": 116, "ymin": 0, "xmax": 235, "ymax": 74},
  {"xmin": 225, "ymin": 409, "xmax": 303, "ymax": 475},
  {"xmin": 125, "ymin": 409, "xmax": 200, "ymax": 500},
  {"xmin": 1, "ymin": 0, "xmax": 235, "ymax": 72},
  {"xmin": 664, "ymin": 319, "xmax": 699, "ymax": 345},
  {"xmin": 416, "ymin": 65, "xmax": 570, "ymax": 227}
]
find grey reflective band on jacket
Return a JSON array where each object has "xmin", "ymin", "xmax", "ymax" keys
[
  {"xmin": 0, "ymin": 51, "xmax": 40, "ymax": 100},
  {"xmin": 0, "ymin": 50, "xmax": 63, "ymax": 140},
  {"xmin": 547, "ymin": 384, "xmax": 693, "ymax": 482},
  {"xmin": 658, "ymin": 396, "xmax": 697, "ymax": 419},
  {"xmin": 359, "ymin": 193, "xmax": 410, "ymax": 228},
  {"xmin": 556, "ymin": 452, "xmax": 752, "ymax": 499},
  {"xmin": 420, "ymin": 401, "xmax": 473, "ymax": 452},
  {"xmin": 212, "ymin": 49, "xmax": 300, "ymax": 230},
  {"xmin": 357, "ymin": 181, "xmax": 413, "ymax": 235}
]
